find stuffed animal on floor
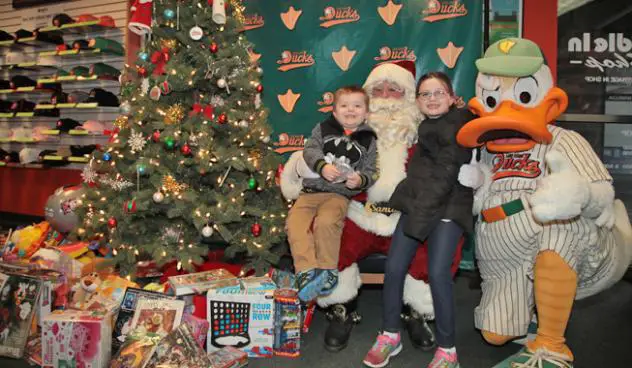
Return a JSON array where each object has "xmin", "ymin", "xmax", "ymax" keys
[
  {"xmin": 456, "ymin": 38, "xmax": 632, "ymax": 367},
  {"xmin": 71, "ymin": 271, "xmax": 102, "ymax": 309}
]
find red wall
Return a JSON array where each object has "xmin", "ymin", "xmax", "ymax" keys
[
  {"xmin": 523, "ymin": 0, "xmax": 558, "ymax": 81},
  {"xmin": 1, "ymin": 0, "xmax": 559, "ymax": 216}
]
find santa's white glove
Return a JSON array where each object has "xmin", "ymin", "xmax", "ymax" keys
[
  {"xmin": 458, "ymin": 149, "xmax": 484, "ymax": 189},
  {"xmin": 529, "ymin": 150, "xmax": 590, "ymax": 223}
]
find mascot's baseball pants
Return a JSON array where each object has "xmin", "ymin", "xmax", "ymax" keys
[{"xmin": 383, "ymin": 214, "xmax": 463, "ymax": 348}]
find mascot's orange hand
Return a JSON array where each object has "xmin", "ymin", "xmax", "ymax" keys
[
  {"xmin": 345, "ymin": 172, "xmax": 362, "ymax": 189},
  {"xmin": 529, "ymin": 150, "xmax": 590, "ymax": 222},
  {"xmin": 322, "ymin": 164, "xmax": 341, "ymax": 182}
]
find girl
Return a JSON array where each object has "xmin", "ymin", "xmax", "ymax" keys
[{"xmin": 363, "ymin": 72, "xmax": 475, "ymax": 368}]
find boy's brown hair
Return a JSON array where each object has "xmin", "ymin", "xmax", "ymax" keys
[{"xmin": 333, "ymin": 85, "xmax": 370, "ymax": 108}]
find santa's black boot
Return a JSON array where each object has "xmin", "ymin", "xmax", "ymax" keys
[
  {"xmin": 324, "ymin": 298, "xmax": 361, "ymax": 352},
  {"xmin": 402, "ymin": 305, "xmax": 436, "ymax": 351}
]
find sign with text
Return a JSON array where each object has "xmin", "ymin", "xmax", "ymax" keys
[{"xmin": 558, "ymin": 3, "xmax": 632, "ymax": 115}]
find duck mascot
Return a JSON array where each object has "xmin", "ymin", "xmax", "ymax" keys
[{"xmin": 457, "ymin": 37, "xmax": 632, "ymax": 367}]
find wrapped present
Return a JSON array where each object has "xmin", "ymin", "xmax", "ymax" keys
[
  {"xmin": 112, "ymin": 288, "xmax": 175, "ymax": 352},
  {"xmin": 206, "ymin": 276, "xmax": 276, "ymax": 357},
  {"xmin": 0, "ymin": 272, "xmax": 42, "ymax": 358},
  {"xmin": 273, "ymin": 289, "xmax": 301, "ymax": 357},
  {"xmin": 208, "ymin": 346, "xmax": 248, "ymax": 368},
  {"xmin": 41, "ymin": 309, "xmax": 112, "ymax": 368},
  {"xmin": 145, "ymin": 323, "xmax": 212, "ymax": 368},
  {"xmin": 110, "ymin": 328, "xmax": 161, "ymax": 368},
  {"xmin": 183, "ymin": 312, "xmax": 209, "ymax": 348},
  {"xmin": 167, "ymin": 268, "xmax": 235, "ymax": 297},
  {"xmin": 129, "ymin": 298, "xmax": 185, "ymax": 337}
]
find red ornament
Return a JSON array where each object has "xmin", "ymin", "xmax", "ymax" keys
[
  {"xmin": 256, "ymin": 84, "xmax": 263, "ymax": 93},
  {"xmin": 107, "ymin": 217, "xmax": 118, "ymax": 229},
  {"xmin": 275, "ymin": 164, "xmax": 284, "ymax": 186},
  {"xmin": 181, "ymin": 144, "xmax": 192, "ymax": 156},
  {"xmin": 217, "ymin": 113, "xmax": 227, "ymax": 124},
  {"xmin": 251, "ymin": 223, "xmax": 262, "ymax": 237},
  {"xmin": 137, "ymin": 66, "xmax": 148, "ymax": 77},
  {"xmin": 152, "ymin": 130, "xmax": 161, "ymax": 142},
  {"xmin": 209, "ymin": 42, "xmax": 218, "ymax": 53}
]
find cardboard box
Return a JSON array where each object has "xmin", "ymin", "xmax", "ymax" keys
[
  {"xmin": 168, "ymin": 269, "xmax": 235, "ymax": 297},
  {"xmin": 206, "ymin": 277, "xmax": 276, "ymax": 357},
  {"xmin": 41, "ymin": 310, "xmax": 112, "ymax": 368}
]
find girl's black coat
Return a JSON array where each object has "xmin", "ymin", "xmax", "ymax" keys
[{"xmin": 389, "ymin": 107, "xmax": 476, "ymax": 241}]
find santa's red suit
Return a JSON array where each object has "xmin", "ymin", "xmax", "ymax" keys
[{"xmin": 281, "ymin": 61, "xmax": 462, "ymax": 320}]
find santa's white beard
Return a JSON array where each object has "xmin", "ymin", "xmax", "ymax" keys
[{"xmin": 368, "ymin": 97, "xmax": 423, "ymax": 148}]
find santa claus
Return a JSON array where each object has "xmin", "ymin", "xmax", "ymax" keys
[{"xmin": 281, "ymin": 60, "xmax": 462, "ymax": 352}]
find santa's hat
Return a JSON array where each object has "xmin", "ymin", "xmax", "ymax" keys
[
  {"xmin": 129, "ymin": 0, "xmax": 152, "ymax": 35},
  {"xmin": 363, "ymin": 60, "xmax": 417, "ymax": 102}
]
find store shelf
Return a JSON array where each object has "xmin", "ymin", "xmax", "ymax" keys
[
  {"xmin": 35, "ymin": 103, "xmax": 119, "ymax": 111},
  {"xmin": 0, "ymin": 62, "xmax": 58, "ymax": 72},
  {"xmin": 37, "ymin": 75, "xmax": 119, "ymax": 89},
  {"xmin": 39, "ymin": 48, "xmax": 124, "ymax": 59},
  {"xmin": 0, "ymin": 87, "xmax": 56, "ymax": 96},
  {"xmin": 0, "ymin": 137, "xmax": 39, "ymax": 143},
  {"xmin": 0, "ymin": 37, "xmax": 63, "ymax": 50},
  {"xmin": 40, "ymin": 129, "xmax": 104, "ymax": 136},
  {"xmin": 39, "ymin": 21, "xmax": 118, "ymax": 35}
]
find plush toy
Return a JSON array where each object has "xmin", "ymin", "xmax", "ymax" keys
[
  {"xmin": 71, "ymin": 272, "xmax": 102, "ymax": 309},
  {"xmin": 457, "ymin": 38, "xmax": 632, "ymax": 367}
]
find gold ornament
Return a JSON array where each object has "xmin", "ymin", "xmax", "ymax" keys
[
  {"xmin": 248, "ymin": 148, "xmax": 263, "ymax": 169},
  {"xmin": 232, "ymin": 0, "xmax": 246, "ymax": 24},
  {"xmin": 160, "ymin": 39, "xmax": 177, "ymax": 50},
  {"xmin": 114, "ymin": 115, "xmax": 129, "ymax": 129},
  {"xmin": 162, "ymin": 175, "xmax": 187, "ymax": 193},
  {"xmin": 164, "ymin": 104, "xmax": 185, "ymax": 125}
]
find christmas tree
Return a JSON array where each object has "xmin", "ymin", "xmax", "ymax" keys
[{"xmin": 74, "ymin": 0, "xmax": 287, "ymax": 276}]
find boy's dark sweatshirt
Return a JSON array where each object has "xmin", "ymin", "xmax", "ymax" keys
[{"xmin": 302, "ymin": 114, "xmax": 378, "ymax": 198}]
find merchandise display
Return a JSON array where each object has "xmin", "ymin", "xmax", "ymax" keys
[{"xmin": 0, "ymin": 12, "xmax": 122, "ymax": 169}]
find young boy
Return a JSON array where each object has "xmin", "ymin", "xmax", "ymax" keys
[{"xmin": 286, "ymin": 85, "xmax": 377, "ymax": 302}]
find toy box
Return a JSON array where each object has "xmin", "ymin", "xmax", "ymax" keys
[
  {"xmin": 41, "ymin": 310, "xmax": 112, "ymax": 368},
  {"xmin": 273, "ymin": 289, "xmax": 301, "ymax": 357},
  {"xmin": 206, "ymin": 276, "xmax": 276, "ymax": 357},
  {"xmin": 168, "ymin": 269, "xmax": 235, "ymax": 297},
  {"xmin": 0, "ymin": 272, "xmax": 42, "ymax": 358}
]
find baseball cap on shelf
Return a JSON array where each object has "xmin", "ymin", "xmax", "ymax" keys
[
  {"xmin": 19, "ymin": 148, "xmax": 44, "ymax": 164},
  {"xmin": 68, "ymin": 91, "xmax": 91, "ymax": 103},
  {"xmin": 80, "ymin": 120, "xmax": 106, "ymax": 134},
  {"xmin": 77, "ymin": 14, "xmax": 116, "ymax": 27},
  {"xmin": 71, "ymin": 66, "xmax": 90, "ymax": 77},
  {"xmin": 10, "ymin": 75, "xmax": 37, "ymax": 89},
  {"xmin": 85, "ymin": 88, "xmax": 119, "ymax": 107},
  {"xmin": 90, "ymin": 63, "xmax": 121, "ymax": 79},
  {"xmin": 56, "ymin": 118, "xmax": 82, "ymax": 132},
  {"xmin": 52, "ymin": 13, "xmax": 75, "ymax": 27},
  {"xmin": 0, "ymin": 30, "xmax": 14, "ymax": 41}
]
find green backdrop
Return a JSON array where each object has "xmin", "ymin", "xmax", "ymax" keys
[{"xmin": 242, "ymin": 0, "xmax": 483, "ymax": 154}]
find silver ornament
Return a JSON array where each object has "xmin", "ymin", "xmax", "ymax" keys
[
  {"xmin": 261, "ymin": 136, "xmax": 271, "ymax": 143},
  {"xmin": 201, "ymin": 225, "xmax": 214, "ymax": 237},
  {"xmin": 256, "ymin": 67, "xmax": 263, "ymax": 74},
  {"xmin": 238, "ymin": 120, "xmax": 249, "ymax": 128},
  {"xmin": 217, "ymin": 78, "xmax": 227, "ymax": 88},
  {"xmin": 153, "ymin": 191, "xmax": 165, "ymax": 203},
  {"xmin": 120, "ymin": 101, "xmax": 132, "ymax": 114},
  {"xmin": 189, "ymin": 26, "xmax": 203, "ymax": 40}
]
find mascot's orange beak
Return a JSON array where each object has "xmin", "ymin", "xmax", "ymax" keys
[{"xmin": 457, "ymin": 87, "xmax": 568, "ymax": 153}]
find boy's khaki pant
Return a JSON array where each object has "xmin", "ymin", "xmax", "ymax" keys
[{"xmin": 286, "ymin": 192, "xmax": 349, "ymax": 272}]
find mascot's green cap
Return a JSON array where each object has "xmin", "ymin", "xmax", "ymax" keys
[{"xmin": 476, "ymin": 38, "xmax": 545, "ymax": 77}]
